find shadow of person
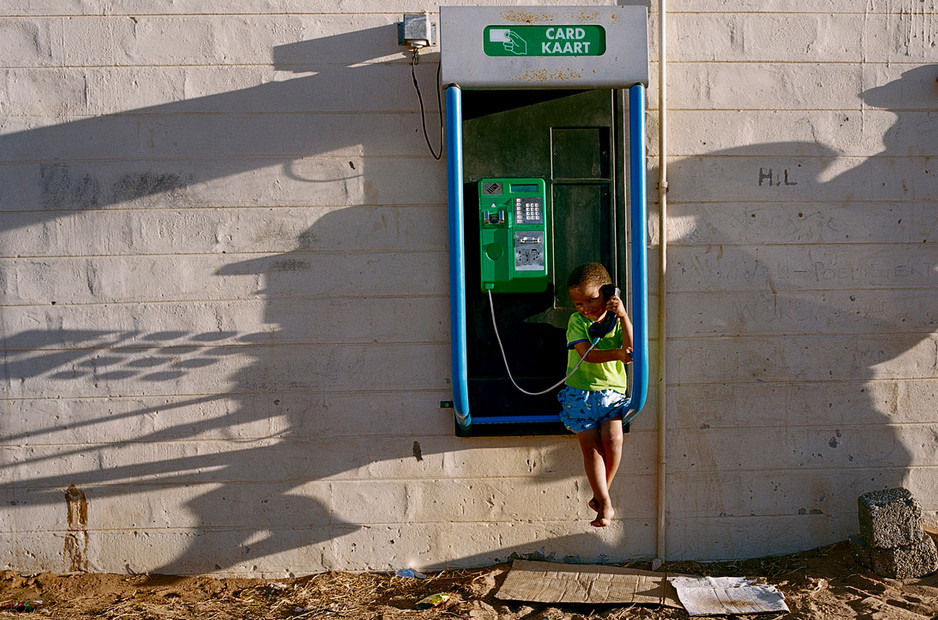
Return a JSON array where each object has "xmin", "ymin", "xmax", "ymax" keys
[{"xmin": 662, "ymin": 65, "xmax": 937, "ymax": 554}]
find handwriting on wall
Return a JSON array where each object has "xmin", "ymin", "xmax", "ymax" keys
[{"xmin": 759, "ymin": 168, "xmax": 798, "ymax": 187}]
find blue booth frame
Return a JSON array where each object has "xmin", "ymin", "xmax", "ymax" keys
[{"xmin": 446, "ymin": 84, "xmax": 648, "ymax": 434}]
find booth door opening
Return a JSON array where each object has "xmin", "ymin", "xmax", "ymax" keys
[{"xmin": 461, "ymin": 89, "xmax": 629, "ymax": 426}]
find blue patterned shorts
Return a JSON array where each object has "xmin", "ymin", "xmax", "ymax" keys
[{"xmin": 557, "ymin": 386, "xmax": 629, "ymax": 434}]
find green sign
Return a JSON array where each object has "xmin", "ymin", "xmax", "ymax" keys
[{"xmin": 483, "ymin": 25, "xmax": 606, "ymax": 57}]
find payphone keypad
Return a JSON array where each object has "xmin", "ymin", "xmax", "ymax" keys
[{"xmin": 515, "ymin": 197, "xmax": 543, "ymax": 225}]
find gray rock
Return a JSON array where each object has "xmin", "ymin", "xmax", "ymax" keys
[
  {"xmin": 858, "ymin": 488, "xmax": 924, "ymax": 548},
  {"xmin": 851, "ymin": 534, "xmax": 938, "ymax": 579}
]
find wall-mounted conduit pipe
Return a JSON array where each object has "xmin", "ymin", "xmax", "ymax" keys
[{"xmin": 656, "ymin": 0, "xmax": 669, "ymax": 564}]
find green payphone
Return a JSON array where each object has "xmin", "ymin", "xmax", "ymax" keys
[{"xmin": 479, "ymin": 178, "xmax": 549, "ymax": 293}]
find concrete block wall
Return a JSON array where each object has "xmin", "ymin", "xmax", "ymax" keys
[
  {"xmin": 0, "ymin": 0, "xmax": 653, "ymax": 577},
  {"xmin": 660, "ymin": 0, "xmax": 938, "ymax": 559},
  {"xmin": 1, "ymin": 0, "xmax": 936, "ymax": 575}
]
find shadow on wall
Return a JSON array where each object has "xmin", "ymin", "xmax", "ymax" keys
[
  {"xmin": 0, "ymin": 28, "xmax": 934, "ymax": 571},
  {"xmin": 1, "ymin": 27, "xmax": 598, "ymax": 574},
  {"xmin": 0, "ymin": 27, "xmax": 453, "ymax": 575},
  {"xmin": 661, "ymin": 65, "xmax": 938, "ymax": 556},
  {"xmin": 1, "ymin": 25, "xmax": 416, "ymax": 228},
  {"xmin": 451, "ymin": 65, "xmax": 938, "ymax": 563}
]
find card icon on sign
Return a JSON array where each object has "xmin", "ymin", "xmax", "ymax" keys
[{"xmin": 488, "ymin": 28, "xmax": 527, "ymax": 55}]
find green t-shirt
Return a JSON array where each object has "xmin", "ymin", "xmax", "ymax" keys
[{"xmin": 564, "ymin": 311, "xmax": 628, "ymax": 393}]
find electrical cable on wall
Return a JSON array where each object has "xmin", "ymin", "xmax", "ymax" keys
[{"xmin": 411, "ymin": 49, "xmax": 444, "ymax": 160}]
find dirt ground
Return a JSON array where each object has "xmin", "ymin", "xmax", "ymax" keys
[{"xmin": 1, "ymin": 541, "xmax": 937, "ymax": 619}]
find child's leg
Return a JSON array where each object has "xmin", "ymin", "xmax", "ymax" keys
[
  {"xmin": 587, "ymin": 417, "xmax": 624, "ymax": 505},
  {"xmin": 581, "ymin": 418, "xmax": 624, "ymax": 526},
  {"xmin": 600, "ymin": 418, "xmax": 624, "ymax": 489},
  {"xmin": 577, "ymin": 429, "xmax": 614, "ymax": 527}
]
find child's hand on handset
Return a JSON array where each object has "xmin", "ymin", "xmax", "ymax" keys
[
  {"xmin": 605, "ymin": 288, "xmax": 634, "ymax": 353},
  {"xmin": 606, "ymin": 292, "xmax": 629, "ymax": 322}
]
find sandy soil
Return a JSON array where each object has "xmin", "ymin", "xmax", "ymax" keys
[{"xmin": 1, "ymin": 541, "xmax": 937, "ymax": 619}]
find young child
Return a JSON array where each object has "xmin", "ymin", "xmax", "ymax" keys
[{"xmin": 558, "ymin": 262, "xmax": 633, "ymax": 527}]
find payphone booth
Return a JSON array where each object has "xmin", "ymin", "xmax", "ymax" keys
[{"xmin": 442, "ymin": 6, "xmax": 649, "ymax": 436}]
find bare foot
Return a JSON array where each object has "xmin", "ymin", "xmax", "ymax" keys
[
  {"xmin": 588, "ymin": 498, "xmax": 599, "ymax": 513},
  {"xmin": 590, "ymin": 502, "xmax": 614, "ymax": 527}
]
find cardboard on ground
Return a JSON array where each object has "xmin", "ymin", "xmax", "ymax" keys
[{"xmin": 495, "ymin": 560, "xmax": 685, "ymax": 607}]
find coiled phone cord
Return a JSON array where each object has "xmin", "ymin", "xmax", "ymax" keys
[{"xmin": 487, "ymin": 290, "xmax": 600, "ymax": 396}]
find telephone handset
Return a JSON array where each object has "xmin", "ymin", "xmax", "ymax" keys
[{"xmin": 587, "ymin": 284, "xmax": 620, "ymax": 340}]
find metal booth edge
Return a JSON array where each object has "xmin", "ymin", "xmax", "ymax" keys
[{"xmin": 446, "ymin": 83, "xmax": 649, "ymax": 434}]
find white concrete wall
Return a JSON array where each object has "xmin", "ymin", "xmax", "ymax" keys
[
  {"xmin": 1, "ymin": 0, "xmax": 936, "ymax": 576},
  {"xmin": 660, "ymin": 0, "xmax": 938, "ymax": 559}
]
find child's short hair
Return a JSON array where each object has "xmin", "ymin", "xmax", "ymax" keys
[{"xmin": 567, "ymin": 262, "xmax": 612, "ymax": 290}]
